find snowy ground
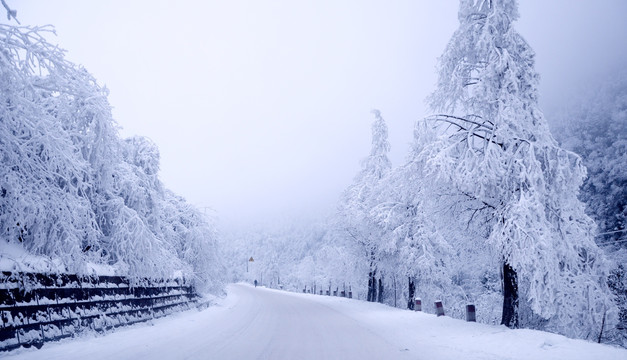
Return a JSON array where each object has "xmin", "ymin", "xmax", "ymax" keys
[{"xmin": 4, "ymin": 284, "xmax": 626, "ymax": 360}]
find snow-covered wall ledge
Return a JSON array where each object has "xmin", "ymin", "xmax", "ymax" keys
[{"xmin": 0, "ymin": 271, "xmax": 199, "ymax": 352}]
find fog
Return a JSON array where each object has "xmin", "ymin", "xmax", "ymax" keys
[{"xmin": 13, "ymin": 0, "xmax": 627, "ymax": 226}]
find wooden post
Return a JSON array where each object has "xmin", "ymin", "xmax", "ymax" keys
[
  {"xmin": 414, "ymin": 298, "xmax": 422, "ymax": 311},
  {"xmin": 466, "ymin": 304, "xmax": 476, "ymax": 322},
  {"xmin": 435, "ymin": 301, "xmax": 445, "ymax": 316}
]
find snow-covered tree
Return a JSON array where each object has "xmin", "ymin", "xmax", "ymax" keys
[
  {"xmin": 0, "ymin": 25, "xmax": 104, "ymax": 268},
  {"xmin": 424, "ymin": 0, "xmax": 615, "ymax": 338},
  {"xmin": 0, "ymin": 23, "xmax": 223, "ymax": 292},
  {"xmin": 552, "ymin": 74, "xmax": 627, "ymax": 250},
  {"xmin": 217, "ymin": 215, "xmax": 347, "ymax": 295},
  {"xmin": 339, "ymin": 110, "xmax": 392, "ymax": 302},
  {"xmin": 551, "ymin": 73, "xmax": 627, "ymax": 345},
  {"xmin": 369, "ymin": 120, "xmax": 458, "ymax": 309},
  {"xmin": 159, "ymin": 190, "xmax": 223, "ymax": 294}
]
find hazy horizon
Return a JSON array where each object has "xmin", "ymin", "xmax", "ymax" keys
[{"xmin": 11, "ymin": 0, "xmax": 627, "ymax": 227}]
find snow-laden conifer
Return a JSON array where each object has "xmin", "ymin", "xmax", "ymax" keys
[
  {"xmin": 339, "ymin": 110, "xmax": 391, "ymax": 302},
  {"xmin": 370, "ymin": 120, "xmax": 458, "ymax": 309},
  {"xmin": 424, "ymin": 0, "xmax": 616, "ymax": 338}
]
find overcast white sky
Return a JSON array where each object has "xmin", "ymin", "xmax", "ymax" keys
[{"xmin": 10, "ymin": 1, "xmax": 627, "ymax": 226}]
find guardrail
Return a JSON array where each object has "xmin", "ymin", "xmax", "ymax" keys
[{"xmin": 0, "ymin": 271, "xmax": 197, "ymax": 352}]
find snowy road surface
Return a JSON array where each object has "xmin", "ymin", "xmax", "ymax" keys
[{"xmin": 5, "ymin": 284, "xmax": 626, "ymax": 360}]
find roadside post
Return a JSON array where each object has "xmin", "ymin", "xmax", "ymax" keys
[
  {"xmin": 435, "ymin": 301, "xmax": 445, "ymax": 316},
  {"xmin": 466, "ymin": 304, "xmax": 476, "ymax": 322},
  {"xmin": 414, "ymin": 297, "xmax": 422, "ymax": 311}
]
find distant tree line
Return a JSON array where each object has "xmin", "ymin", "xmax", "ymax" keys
[{"xmin": 551, "ymin": 71, "xmax": 627, "ymax": 341}]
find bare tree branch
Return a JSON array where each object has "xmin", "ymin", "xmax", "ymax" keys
[
  {"xmin": 429, "ymin": 114, "xmax": 494, "ymax": 131},
  {"xmin": 428, "ymin": 115, "xmax": 504, "ymax": 148},
  {"xmin": 1, "ymin": 0, "xmax": 20, "ymax": 24}
]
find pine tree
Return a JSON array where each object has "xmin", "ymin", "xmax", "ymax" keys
[
  {"xmin": 425, "ymin": 0, "xmax": 616, "ymax": 338},
  {"xmin": 339, "ymin": 110, "xmax": 391, "ymax": 302},
  {"xmin": 372, "ymin": 119, "xmax": 457, "ymax": 312}
]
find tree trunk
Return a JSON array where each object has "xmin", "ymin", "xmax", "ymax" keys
[
  {"xmin": 371, "ymin": 271, "xmax": 378, "ymax": 302},
  {"xmin": 501, "ymin": 262, "xmax": 519, "ymax": 328},
  {"xmin": 408, "ymin": 277, "xmax": 415, "ymax": 310},
  {"xmin": 393, "ymin": 274, "xmax": 397, "ymax": 307},
  {"xmin": 367, "ymin": 270, "xmax": 378, "ymax": 302},
  {"xmin": 377, "ymin": 276, "xmax": 383, "ymax": 303},
  {"xmin": 367, "ymin": 250, "xmax": 377, "ymax": 302}
]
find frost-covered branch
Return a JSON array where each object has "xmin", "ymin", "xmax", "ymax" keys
[{"xmin": 427, "ymin": 114, "xmax": 503, "ymax": 149}]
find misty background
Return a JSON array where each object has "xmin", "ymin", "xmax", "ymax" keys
[{"xmin": 14, "ymin": 0, "xmax": 627, "ymax": 226}]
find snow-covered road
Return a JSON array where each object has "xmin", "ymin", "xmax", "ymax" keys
[
  {"xmin": 192, "ymin": 284, "xmax": 415, "ymax": 359},
  {"xmin": 5, "ymin": 284, "xmax": 626, "ymax": 360}
]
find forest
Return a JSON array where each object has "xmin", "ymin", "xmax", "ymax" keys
[
  {"xmin": 219, "ymin": 0, "xmax": 626, "ymax": 346},
  {"xmin": 1, "ymin": 0, "xmax": 625, "ymax": 348}
]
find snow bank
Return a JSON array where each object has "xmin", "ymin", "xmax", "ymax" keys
[
  {"xmin": 273, "ymin": 287, "xmax": 626, "ymax": 360},
  {"xmin": 0, "ymin": 243, "xmax": 116, "ymax": 276}
]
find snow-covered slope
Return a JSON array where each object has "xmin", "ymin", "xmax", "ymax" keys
[{"xmin": 5, "ymin": 284, "xmax": 625, "ymax": 360}]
